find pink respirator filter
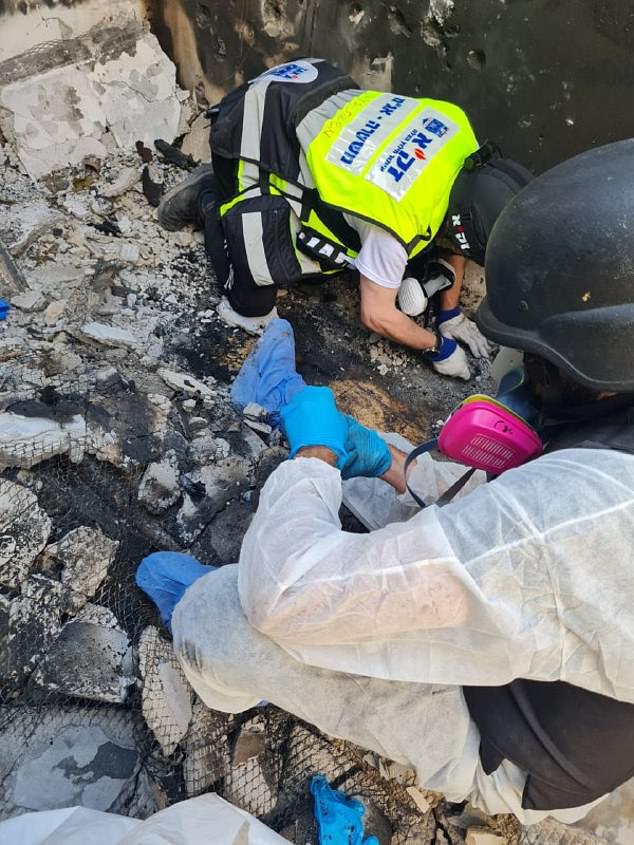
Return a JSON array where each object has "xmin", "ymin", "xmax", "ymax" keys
[{"xmin": 438, "ymin": 395, "xmax": 543, "ymax": 473}]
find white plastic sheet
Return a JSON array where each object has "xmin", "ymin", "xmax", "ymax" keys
[{"xmin": 0, "ymin": 795, "xmax": 288, "ymax": 845}]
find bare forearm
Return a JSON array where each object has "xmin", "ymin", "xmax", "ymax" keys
[
  {"xmin": 439, "ymin": 254, "xmax": 465, "ymax": 311},
  {"xmin": 368, "ymin": 309, "xmax": 438, "ymax": 350},
  {"xmin": 380, "ymin": 444, "xmax": 408, "ymax": 493}
]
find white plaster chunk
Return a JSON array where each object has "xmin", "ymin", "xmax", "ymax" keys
[
  {"xmin": 81, "ymin": 321, "xmax": 139, "ymax": 349},
  {"xmin": 159, "ymin": 368, "xmax": 216, "ymax": 398},
  {"xmin": 138, "ymin": 450, "xmax": 181, "ymax": 514},
  {"xmin": 0, "ymin": 480, "xmax": 51, "ymax": 588},
  {"xmin": 138, "ymin": 626, "xmax": 192, "ymax": 757},
  {"xmin": 0, "ymin": 412, "xmax": 86, "ymax": 469},
  {"xmin": 45, "ymin": 526, "xmax": 119, "ymax": 605},
  {"xmin": 0, "ymin": 33, "xmax": 182, "ymax": 179}
]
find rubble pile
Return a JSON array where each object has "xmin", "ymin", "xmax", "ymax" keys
[{"xmin": 0, "ymin": 31, "xmax": 606, "ymax": 845}]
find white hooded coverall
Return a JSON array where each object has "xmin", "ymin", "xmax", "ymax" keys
[{"xmin": 172, "ymin": 446, "xmax": 634, "ymax": 824}]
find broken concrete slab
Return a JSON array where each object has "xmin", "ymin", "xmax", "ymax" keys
[
  {"xmin": 0, "ymin": 479, "xmax": 51, "ymax": 588},
  {"xmin": 192, "ymin": 500, "xmax": 254, "ymax": 564},
  {"xmin": 30, "ymin": 618, "xmax": 134, "ymax": 704},
  {"xmin": 181, "ymin": 112, "xmax": 211, "ymax": 163},
  {"xmin": 1, "ymin": 575, "xmax": 64, "ymax": 687},
  {"xmin": 138, "ymin": 450, "xmax": 181, "ymax": 514},
  {"xmin": 81, "ymin": 321, "xmax": 140, "ymax": 350},
  {"xmin": 175, "ymin": 457, "xmax": 252, "ymax": 546},
  {"xmin": 0, "ymin": 704, "xmax": 142, "ymax": 816},
  {"xmin": 10, "ymin": 289, "xmax": 46, "ymax": 313},
  {"xmin": 43, "ymin": 526, "xmax": 119, "ymax": 607},
  {"xmin": 138, "ymin": 625, "xmax": 193, "ymax": 757},
  {"xmin": 0, "ymin": 412, "xmax": 86, "ymax": 469},
  {"xmin": 0, "ymin": 32, "xmax": 183, "ymax": 179}
]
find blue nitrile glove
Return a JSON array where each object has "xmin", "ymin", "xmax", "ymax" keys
[
  {"xmin": 311, "ymin": 775, "xmax": 379, "ymax": 845},
  {"xmin": 280, "ymin": 386, "xmax": 348, "ymax": 468},
  {"xmin": 231, "ymin": 318, "xmax": 306, "ymax": 425},
  {"xmin": 136, "ymin": 552, "xmax": 217, "ymax": 633},
  {"xmin": 340, "ymin": 415, "xmax": 391, "ymax": 480}
]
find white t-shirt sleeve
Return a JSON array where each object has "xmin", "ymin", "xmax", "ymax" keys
[{"xmin": 345, "ymin": 216, "xmax": 408, "ymax": 290}]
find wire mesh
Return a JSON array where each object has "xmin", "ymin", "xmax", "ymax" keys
[{"xmin": 0, "ymin": 369, "xmax": 451, "ymax": 842}]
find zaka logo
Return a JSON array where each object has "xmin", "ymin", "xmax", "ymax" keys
[
  {"xmin": 451, "ymin": 214, "xmax": 471, "ymax": 251},
  {"xmin": 366, "ymin": 109, "xmax": 457, "ymax": 200},
  {"xmin": 259, "ymin": 61, "xmax": 318, "ymax": 84}
]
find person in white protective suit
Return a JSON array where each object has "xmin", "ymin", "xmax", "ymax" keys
[{"xmin": 140, "ymin": 141, "xmax": 634, "ymax": 825}]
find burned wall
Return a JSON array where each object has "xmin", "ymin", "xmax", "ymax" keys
[{"xmin": 146, "ymin": 0, "xmax": 634, "ymax": 173}]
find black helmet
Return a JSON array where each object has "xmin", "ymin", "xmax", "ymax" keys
[
  {"xmin": 447, "ymin": 148, "xmax": 533, "ymax": 265},
  {"xmin": 477, "ymin": 139, "xmax": 634, "ymax": 393}
]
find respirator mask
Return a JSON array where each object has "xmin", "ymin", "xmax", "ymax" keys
[{"xmin": 404, "ymin": 363, "xmax": 544, "ymax": 508}]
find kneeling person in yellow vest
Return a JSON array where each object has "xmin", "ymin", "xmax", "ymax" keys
[{"xmin": 158, "ymin": 59, "xmax": 532, "ymax": 380}]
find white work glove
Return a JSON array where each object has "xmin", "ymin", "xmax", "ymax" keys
[
  {"xmin": 437, "ymin": 308, "xmax": 490, "ymax": 359},
  {"xmin": 425, "ymin": 336, "xmax": 471, "ymax": 380}
]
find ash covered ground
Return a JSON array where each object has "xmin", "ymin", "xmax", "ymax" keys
[{"xmin": 0, "ymin": 120, "xmax": 558, "ymax": 845}]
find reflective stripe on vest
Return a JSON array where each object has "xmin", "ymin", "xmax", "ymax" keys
[{"xmin": 298, "ymin": 90, "xmax": 479, "ymax": 251}]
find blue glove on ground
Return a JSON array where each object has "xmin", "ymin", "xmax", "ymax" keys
[
  {"xmin": 311, "ymin": 775, "xmax": 379, "ymax": 845},
  {"xmin": 136, "ymin": 551, "xmax": 216, "ymax": 633},
  {"xmin": 231, "ymin": 318, "xmax": 306, "ymax": 424},
  {"xmin": 280, "ymin": 386, "xmax": 348, "ymax": 468},
  {"xmin": 340, "ymin": 416, "xmax": 391, "ymax": 480}
]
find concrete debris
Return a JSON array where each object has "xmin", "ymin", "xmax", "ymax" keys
[
  {"xmin": 159, "ymin": 368, "xmax": 216, "ymax": 398},
  {"xmin": 0, "ymin": 238, "xmax": 27, "ymax": 295},
  {"xmin": 183, "ymin": 701, "xmax": 231, "ymax": 798},
  {"xmin": 0, "ymin": 32, "xmax": 183, "ymax": 179},
  {"xmin": 99, "ymin": 166, "xmax": 141, "ymax": 198},
  {"xmin": 0, "ymin": 705, "xmax": 142, "ymax": 816},
  {"xmin": 138, "ymin": 626, "xmax": 193, "ymax": 757},
  {"xmin": 45, "ymin": 526, "xmax": 119, "ymax": 607},
  {"xmin": 192, "ymin": 500, "xmax": 254, "ymax": 564},
  {"xmin": 0, "ymin": 479, "xmax": 51, "ymax": 588},
  {"xmin": 138, "ymin": 450, "xmax": 181, "ymax": 514},
  {"xmin": 175, "ymin": 458, "xmax": 252, "ymax": 546},
  {"xmin": 0, "ymin": 201, "xmax": 65, "ymax": 256},
  {"xmin": 225, "ymin": 755, "xmax": 277, "ymax": 818},
  {"xmin": 45, "ymin": 299, "xmax": 67, "ymax": 326},
  {"xmin": 81, "ymin": 321, "xmax": 140, "ymax": 350},
  {"xmin": 181, "ymin": 112, "xmax": 212, "ymax": 163},
  {"xmin": 466, "ymin": 828, "xmax": 507, "ymax": 845},
  {"xmin": 2, "ymin": 576, "xmax": 64, "ymax": 687},
  {"xmin": 232, "ymin": 717, "xmax": 266, "ymax": 766},
  {"xmin": 406, "ymin": 786, "xmax": 432, "ymax": 814},
  {"xmin": 10, "ymin": 289, "xmax": 46, "ymax": 312},
  {"xmin": 30, "ymin": 618, "xmax": 134, "ymax": 704},
  {"xmin": 0, "ymin": 412, "xmax": 86, "ymax": 468}
]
